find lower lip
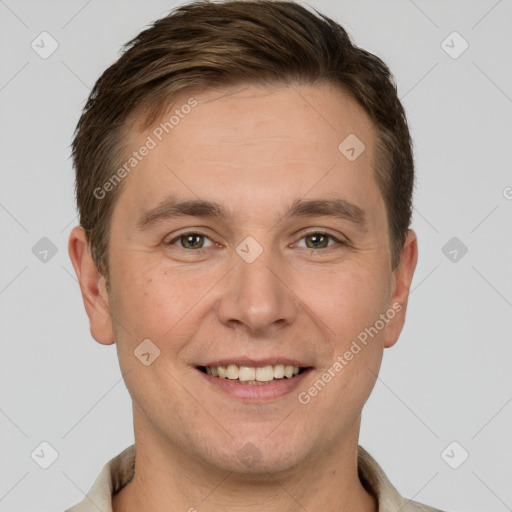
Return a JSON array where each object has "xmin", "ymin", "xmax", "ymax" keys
[{"xmin": 197, "ymin": 368, "xmax": 313, "ymax": 402}]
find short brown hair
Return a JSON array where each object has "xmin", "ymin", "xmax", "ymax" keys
[{"xmin": 72, "ymin": 0, "xmax": 414, "ymax": 278}]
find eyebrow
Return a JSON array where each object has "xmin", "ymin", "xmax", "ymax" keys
[{"xmin": 136, "ymin": 195, "xmax": 367, "ymax": 231}]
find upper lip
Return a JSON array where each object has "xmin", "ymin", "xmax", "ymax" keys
[{"xmin": 199, "ymin": 358, "xmax": 311, "ymax": 368}]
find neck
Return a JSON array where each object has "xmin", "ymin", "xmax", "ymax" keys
[{"xmin": 113, "ymin": 411, "xmax": 377, "ymax": 512}]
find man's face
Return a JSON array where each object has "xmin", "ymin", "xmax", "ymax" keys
[{"xmin": 93, "ymin": 83, "xmax": 414, "ymax": 473}]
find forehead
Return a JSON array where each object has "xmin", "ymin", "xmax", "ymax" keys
[{"xmin": 115, "ymin": 83, "xmax": 383, "ymax": 225}]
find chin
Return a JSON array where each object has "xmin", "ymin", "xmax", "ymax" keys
[{"xmin": 199, "ymin": 431, "xmax": 312, "ymax": 476}]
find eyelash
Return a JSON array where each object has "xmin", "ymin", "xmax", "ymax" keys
[{"xmin": 166, "ymin": 231, "xmax": 346, "ymax": 250}]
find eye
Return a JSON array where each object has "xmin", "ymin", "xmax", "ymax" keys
[
  {"xmin": 295, "ymin": 231, "xmax": 344, "ymax": 249},
  {"xmin": 167, "ymin": 232, "xmax": 215, "ymax": 249},
  {"xmin": 165, "ymin": 231, "xmax": 345, "ymax": 251}
]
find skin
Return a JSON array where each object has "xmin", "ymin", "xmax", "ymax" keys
[{"xmin": 69, "ymin": 82, "xmax": 418, "ymax": 512}]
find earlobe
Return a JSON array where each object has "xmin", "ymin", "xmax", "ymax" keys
[
  {"xmin": 68, "ymin": 226, "xmax": 115, "ymax": 345},
  {"xmin": 383, "ymin": 229, "xmax": 418, "ymax": 349}
]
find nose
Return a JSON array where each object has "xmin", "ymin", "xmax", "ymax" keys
[{"xmin": 216, "ymin": 244, "xmax": 298, "ymax": 335}]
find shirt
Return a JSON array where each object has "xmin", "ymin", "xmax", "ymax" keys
[{"xmin": 64, "ymin": 444, "xmax": 446, "ymax": 512}]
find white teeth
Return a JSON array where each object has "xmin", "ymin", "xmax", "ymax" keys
[
  {"xmin": 203, "ymin": 364, "xmax": 302, "ymax": 381},
  {"xmin": 274, "ymin": 364, "xmax": 285, "ymax": 378},
  {"xmin": 256, "ymin": 365, "xmax": 274, "ymax": 382},
  {"xmin": 226, "ymin": 364, "xmax": 239, "ymax": 380},
  {"xmin": 238, "ymin": 366, "xmax": 256, "ymax": 382}
]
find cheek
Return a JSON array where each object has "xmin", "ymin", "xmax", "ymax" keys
[
  {"xmin": 296, "ymin": 265, "xmax": 389, "ymax": 424},
  {"xmin": 302, "ymin": 259, "xmax": 391, "ymax": 340},
  {"xmin": 109, "ymin": 255, "xmax": 220, "ymax": 347}
]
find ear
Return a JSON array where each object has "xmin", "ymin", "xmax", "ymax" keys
[
  {"xmin": 68, "ymin": 226, "xmax": 114, "ymax": 345},
  {"xmin": 383, "ymin": 229, "xmax": 418, "ymax": 349}
]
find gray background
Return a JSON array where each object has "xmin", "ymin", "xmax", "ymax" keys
[{"xmin": 1, "ymin": 0, "xmax": 511, "ymax": 511}]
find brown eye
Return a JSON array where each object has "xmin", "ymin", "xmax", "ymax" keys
[
  {"xmin": 169, "ymin": 233, "xmax": 213, "ymax": 249},
  {"xmin": 304, "ymin": 233, "xmax": 330, "ymax": 249},
  {"xmin": 298, "ymin": 232, "xmax": 342, "ymax": 249}
]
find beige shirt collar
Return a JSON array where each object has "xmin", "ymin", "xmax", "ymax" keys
[{"xmin": 65, "ymin": 444, "xmax": 444, "ymax": 512}]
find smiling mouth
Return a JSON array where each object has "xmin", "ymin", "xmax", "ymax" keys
[{"xmin": 197, "ymin": 364, "xmax": 309, "ymax": 385}]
